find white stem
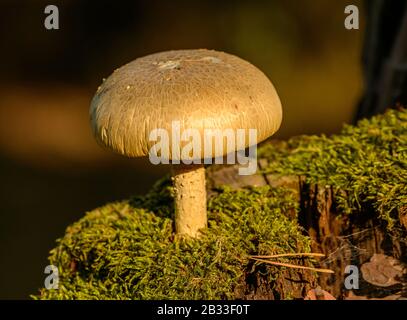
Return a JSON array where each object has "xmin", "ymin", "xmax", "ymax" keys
[{"xmin": 172, "ymin": 164, "xmax": 207, "ymax": 238}]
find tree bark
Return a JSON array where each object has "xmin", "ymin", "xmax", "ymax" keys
[{"xmin": 207, "ymin": 158, "xmax": 407, "ymax": 299}]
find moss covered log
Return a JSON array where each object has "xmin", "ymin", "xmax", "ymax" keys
[
  {"xmin": 258, "ymin": 108, "xmax": 407, "ymax": 298},
  {"xmin": 36, "ymin": 108, "xmax": 407, "ymax": 300},
  {"xmin": 258, "ymin": 107, "xmax": 407, "ymax": 231}
]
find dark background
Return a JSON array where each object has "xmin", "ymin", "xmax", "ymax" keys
[{"xmin": 0, "ymin": 0, "xmax": 366, "ymax": 299}]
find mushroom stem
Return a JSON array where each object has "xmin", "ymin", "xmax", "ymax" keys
[{"xmin": 172, "ymin": 163, "xmax": 207, "ymax": 238}]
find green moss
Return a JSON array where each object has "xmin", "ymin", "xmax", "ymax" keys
[
  {"xmin": 258, "ymin": 108, "xmax": 407, "ymax": 230},
  {"xmin": 36, "ymin": 183, "xmax": 310, "ymax": 300},
  {"xmin": 36, "ymin": 108, "xmax": 406, "ymax": 300}
]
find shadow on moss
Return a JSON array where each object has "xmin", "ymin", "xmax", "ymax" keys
[{"xmin": 129, "ymin": 175, "xmax": 174, "ymax": 219}]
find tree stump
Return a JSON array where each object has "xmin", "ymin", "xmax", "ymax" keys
[{"xmin": 206, "ymin": 157, "xmax": 407, "ymax": 300}]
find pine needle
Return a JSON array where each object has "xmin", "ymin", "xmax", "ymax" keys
[
  {"xmin": 251, "ymin": 252, "xmax": 325, "ymax": 259},
  {"xmin": 250, "ymin": 257, "xmax": 334, "ymax": 274}
]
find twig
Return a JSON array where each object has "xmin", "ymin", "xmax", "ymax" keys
[
  {"xmin": 250, "ymin": 258, "xmax": 335, "ymax": 274},
  {"xmin": 250, "ymin": 253, "xmax": 325, "ymax": 259}
]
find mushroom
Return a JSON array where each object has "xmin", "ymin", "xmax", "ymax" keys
[{"xmin": 90, "ymin": 49, "xmax": 282, "ymax": 238}]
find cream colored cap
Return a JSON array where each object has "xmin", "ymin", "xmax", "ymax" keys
[{"xmin": 90, "ymin": 49, "xmax": 282, "ymax": 159}]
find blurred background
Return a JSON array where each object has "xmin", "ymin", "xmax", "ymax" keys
[{"xmin": 0, "ymin": 0, "xmax": 368, "ymax": 299}]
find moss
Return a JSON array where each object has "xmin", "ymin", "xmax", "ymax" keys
[
  {"xmin": 36, "ymin": 108, "xmax": 406, "ymax": 299},
  {"xmin": 258, "ymin": 108, "xmax": 407, "ymax": 230},
  {"xmin": 36, "ymin": 183, "xmax": 310, "ymax": 300}
]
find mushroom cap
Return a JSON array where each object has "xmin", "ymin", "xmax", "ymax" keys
[{"xmin": 90, "ymin": 49, "xmax": 282, "ymax": 159}]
